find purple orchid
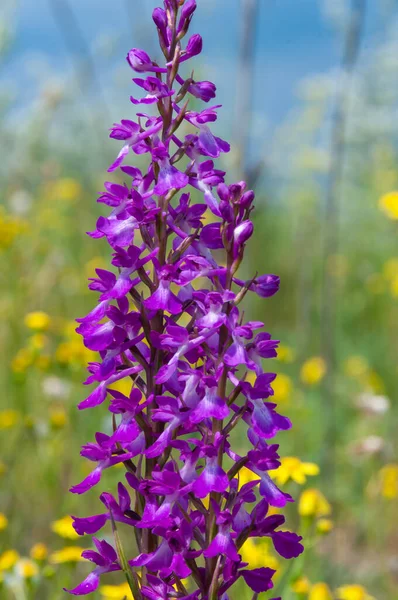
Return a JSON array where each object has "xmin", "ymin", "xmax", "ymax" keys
[{"xmin": 69, "ymin": 1, "xmax": 302, "ymax": 598}]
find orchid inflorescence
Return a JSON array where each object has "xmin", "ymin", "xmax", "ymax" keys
[{"xmin": 68, "ymin": 1, "xmax": 303, "ymax": 598}]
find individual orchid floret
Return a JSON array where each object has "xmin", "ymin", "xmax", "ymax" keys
[{"xmin": 69, "ymin": 1, "xmax": 302, "ymax": 598}]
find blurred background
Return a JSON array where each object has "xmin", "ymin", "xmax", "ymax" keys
[{"xmin": 0, "ymin": 0, "xmax": 397, "ymax": 599}]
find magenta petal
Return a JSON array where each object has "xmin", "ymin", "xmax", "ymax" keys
[
  {"xmin": 203, "ymin": 532, "xmax": 240, "ymax": 561},
  {"xmin": 154, "ymin": 359, "xmax": 178, "ymax": 384},
  {"xmin": 72, "ymin": 514, "xmax": 107, "ymax": 535},
  {"xmin": 70, "ymin": 466, "xmax": 102, "ymax": 495},
  {"xmin": 271, "ymin": 531, "xmax": 304, "ymax": 559},
  {"xmin": 78, "ymin": 383, "xmax": 107, "ymax": 410},
  {"xmin": 241, "ymin": 567, "xmax": 275, "ymax": 593},
  {"xmin": 154, "ymin": 164, "xmax": 189, "ymax": 196},
  {"xmin": 145, "ymin": 281, "xmax": 182, "ymax": 315},
  {"xmin": 193, "ymin": 464, "xmax": 228, "ymax": 498},
  {"xmin": 108, "ymin": 144, "xmax": 130, "ymax": 172},
  {"xmin": 64, "ymin": 571, "xmax": 100, "ymax": 596},
  {"xmin": 259, "ymin": 473, "xmax": 293, "ymax": 507},
  {"xmin": 191, "ymin": 389, "xmax": 229, "ymax": 423}
]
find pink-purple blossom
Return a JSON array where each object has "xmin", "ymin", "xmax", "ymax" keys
[{"xmin": 68, "ymin": 1, "xmax": 302, "ymax": 598}]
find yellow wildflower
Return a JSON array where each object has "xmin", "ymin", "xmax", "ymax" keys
[
  {"xmin": 30, "ymin": 543, "xmax": 48, "ymax": 561},
  {"xmin": 276, "ymin": 344, "xmax": 296, "ymax": 363},
  {"xmin": 100, "ymin": 583, "xmax": 134, "ymax": 599},
  {"xmin": 0, "ymin": 550, "xmax": 20, "ymax": 571},
  {"xmin": 24, "ymin": 311, "xmax": 51, "ymax": 331},
  {"xmin": 379, "ymin": 464, "xmax": 398, "ymax": 499},
  {"xmin": 0, "ymin": 461, "xmax": 6, "ymax": 476},
  {"xmin": 240, "ymin": 538, "xmax": 279, "ymax": 571},
  {"xmin": 271, "ymin": 456, "xmax": 319, "ymax": 486},
  {"xmin": 300, "ymin": 357, "xmax": 326, "ymax": 385},
  {"xmin": 108, "ymin": 378, "xmax": 133, "ymax": 397},
  {"xmin": 365, "ymin": 370, "xmax": 385, "ymax": 394},
  {"xmin": 55, "ymin": 340, "xmax": 95, "ymax": 367},
  {"xmin": 316, "ymin": 518, "xmax": 334, "ymax": 534},
  {"xmin": 0, "ymin": 409, "xmax": 20, "ymax": 429},
  {"xmin": 85, "ymin": 256, "xmax": 108, "ymax": 279},
  {"xmin": 0, "ymin": 514, "xmax": 8, "ymax": 531},
  {"xmin": 272, "ymin": 373, "xmax": 292, "ymax": 402},
  {"xmin": 202, "ymin": 209, "xmax": 218, "ymax": 225},
  {"xmin": 0, "ymin": 208, "xmax": 28, "ymax": 250},
  {"xmin": 336, "ymin": 584, "xmax": 375, "ymax": 600},
  {"xmin": 11, "ymin": 348, "xmax": 34, "ymax": 373},
  {"xmin": 35, "ymin": 354, "xmax": 51, "ymax": 371},
  {"xmin": 49, "ymin": 407, "xmax": 68, "ymax": 429},
  {"xmin": 245, "ymin": 371, "xmax": 257, "ymax": 385},
  {"xmin": 378, "ymin": 190, "xmax": 398, "ymax": 219},
  {"xmin": 237, "ymin": 466, "xmax": 260, "ymax": 489},
  {"xmin": 292, "ymin": 576, "xmax": 311, "ymax": 594},
  {"xmin": 51, "ymin": 515, "xmax": 79, "ymax": 540},
  {"xmin": 382, "ymin": 258, "xmax": 398, "ymax": 281},
  {"xmin": 51, "ymin": 178, "xmax": 82, "ymax": 202},
  {"xmin": 299, "ymin": 489, "xmax": 331, "ymax": 518},
  {"xmin": 28, "ymin": 334, "xmax": 48, "ymax": 351},
  {"xmin": 49, "ymin": 547, "xmax": 85, "ymax": 564},
  {"xmin": 391, "ymin": 275, "xmax": 398, "ymax": 298},
  {"xmin": 344, "ymin": 356, "xmax": 369, "ymax": 379},
  {"xmin": 309, "ymin": 583, "xmax": 333, "ymax": 600},
  {"xmin": 17, "ymin": 559, "xmax": 39, "ymax": 579}
]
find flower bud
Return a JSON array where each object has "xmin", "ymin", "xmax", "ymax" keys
[
  {"xmin": 127, "ymin": 48, "xmax": 153, "ymax": 73},
  {"xmin": 240, "ymin": 189, "xmax": 255, "ymax": 208},
  {"xmin": 189, "ymin": 80, "xmax": 216, "ymax": 103},
  {"xmin": 178, "ymin": 0, "xmax": 197, "ymax": 35},
  {"xmin": 234, "ymin": 220, "xmax": 254, "ymax": 247},
  {"xmin": 152, "ymin": 8, "xmax": 168, "ymax": 44},
  {"xmin": 186, "ymin": 33, "xmax": 203, "ymax": 57}
]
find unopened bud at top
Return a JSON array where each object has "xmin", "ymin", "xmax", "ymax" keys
[{"xmin": 153, "ymin": 7, "xmax": 168, "ymax": 43}]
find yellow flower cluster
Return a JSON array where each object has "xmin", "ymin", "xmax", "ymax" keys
[
  {"xmin": 378, "ymin": 464, "xmax": 398, "ymax": 499},
  {"xmin": 49, "ymin": 178, "xmax": 82, "ymax": 203},
  {"xmin": 0, "ymin": 513, "xmax": 8, "ymax": 531},
  {"xmin": 293, "ymin": 581, "xmax": 375, "ymax": 600},
  {"xmin": 0, "ymin": 550, "xmax": 19, "ymax": 571},
  {"xmin": 30, "ymin": 543, "xmax": 48, "ymax": 561},
  {"xmin": 49, "ymin": 546, "xmax": 85, "ymax": 564},
  {"xmin": 378, "ymin": 190, "xmax": 398, "ymax": 220},
  {"xmin": 55, "ymin": 321, "xmax": 96, "ymax": 368},
  {"xmin": 301, "ymin": 357, "xmax": 327, "ymax": 385},
  {"xmin": 299, "ymin": 488, "xmax": 331, "ymax": 517},
  {"xmin": 12, "ymin": 313, "xmax": 53, "ymax": 374},
  {"xmin": 0, "ymin": 409, "xmax": 20, "ymax": 429},
  {"xmin": 51, "ymin": 515, "xmax": 80, "ymax": 540},
  {"xmin": 240, "ymin": 537, "xmax": 280, "ymax": 572},
  {"xmin": 277, "ymin": 344, "xmax": 296, "ymax": 363},
  {"xmin": 383, "ymin": 257, "xmax": 398, "ymax": 298},
  {"xmin": 273, "ymin": 373, "xmax": 293, "ymax": 402},
  {"xmin": 271, "ymin": 456, "xmax": 319, "ymax": 486},
  {"xmin": 12, "ymin": 314, "xmax": 96, "ymax": 375},
  {"xmin": 100, "ymin": 583, "xmax": 135, "ymax": 600},
  {"xmin": 24, "ymin": 311, "xmax": 51, "ymax": 331},
  {"xmin": 0, "ymin": 207, "xmax": 28, "ymax": 250}
]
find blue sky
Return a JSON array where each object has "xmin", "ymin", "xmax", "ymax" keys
[{"xmin": 3, "ymin": 0, "xmax": 388, "ymax": 136}]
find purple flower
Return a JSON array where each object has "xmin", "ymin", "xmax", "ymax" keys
[
  {"xmin": 69, "ymin": 1, "xmax": 301, "ymax": 597},
  {"xmin": 241, "ymin": 568, "xmax": 276, "ymax": 593},
  {"xmin": 127, "ymin": 48, "xmax": 167, "ymax": 73},
  {"xmin": 64, "ymin": 538, "xmax": 120, "ymax": 595},
  {"xmin": 70, "ymin": 433, "xmax": 133, "ymax": 494}
]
